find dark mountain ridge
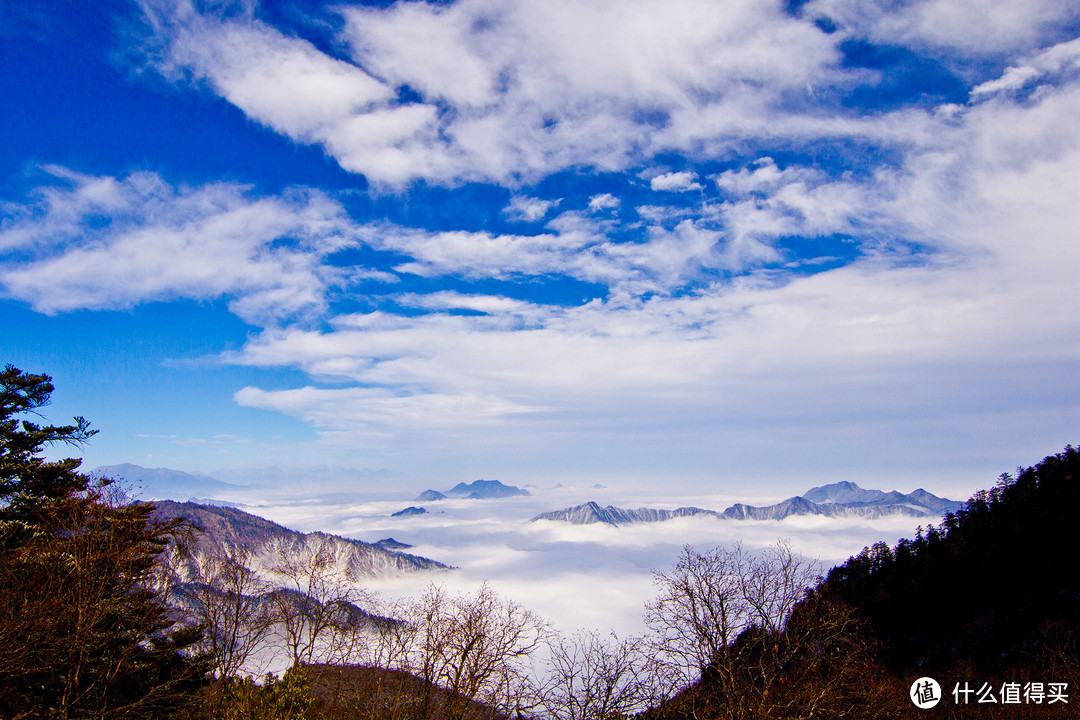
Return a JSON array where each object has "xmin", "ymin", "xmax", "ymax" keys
[{"xmin": 821, "ymin": 445, "xmax": 1080, "ymax": 676}]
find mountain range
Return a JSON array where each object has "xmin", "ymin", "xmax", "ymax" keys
[
  {"xmin": 93, "ymin": 463, "xmax": 246, "ymax": 501},
  {"xmin": 532, "ymin": 502, "xmax": 718, "ymax": 525},
  {"xmin": 532, "ymin": 482, "xmax": 963, "ymax": 526}
]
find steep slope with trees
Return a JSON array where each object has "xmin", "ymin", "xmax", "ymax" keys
[{"xmin": 821, "ymin": 445, "xmax": 1080, "ymax": 678}]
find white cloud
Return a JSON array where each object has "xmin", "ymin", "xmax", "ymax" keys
[
  {"xmin": 137, "ymin": 0, "xmax": 845, "ymax": 185},
  {"xmin": 137, "ymin": 3, "xmax": 451, "ymax": 186},
  {"xmin": 809, "ymin": 0, "xmax": 1080, "ymax": 55},
  {"xmin": 367, "ymin": 225, "xmax": 596, "ymax": 281},
  {"xmin": 361, "ymin": 213, "xmax": 785, "ymax": 294},
  {"xmin": 970, "ymin": 65, "xmax": 1044, "ymax": 97},
  {"xmin": 715, "ymin": 157, "xmax": 796, "ymax": 195},
  {"xmin": 397, "ymin": 291, "xmax": 546, "ymax": 318},
  {"xmin": 165, "ymin": 18, "xmax": 393, "ymax": 139},
  {"xmin": 235, "ymin": 384, "xmax": 540, "ymax": 443},
  {"xmin": 243, "ymin": 489, "xmax": 953, "ymax": 637},
  {"xmin": 713, "ymin": 158, "xmax": 873, "ymax": 259},
  {"xmin": 346, "ymin": 0, "xmax": 839, "ymax": 109},
  {"xmin": 503, "ymin": 195, "xmax": 560, "ymax": 222},
  {"xmin": 130, "ymin": 0, "xmax": 1080, "ymax": 195},
  {"xmin": 588, "ymin": 193, "xmax": 620, "ymax": 212},
  {"xmin": 34, "ymin": 0, "xmax": 1079, "ymax": 488},
  {"xmin": 0, "ymin": 168, "xmax": 360, "ymax": 325},
  {"xmin": 649, "ymin": 171, "xmax": 703, "ymax": 192},
  {"xmin": 971, "ymin": 36, "xmax": 1080, "ymax": 97},
  {"xmin": 212, "ymin": 69, "xmax": 1080, "ymax": 485}
]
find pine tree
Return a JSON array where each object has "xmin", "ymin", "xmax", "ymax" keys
[{"xmin": 0, "ymin": 365, "xmax": 209, "ymax": 718}]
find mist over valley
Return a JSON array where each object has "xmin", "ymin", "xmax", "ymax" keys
[{"xmin": 117, "ymin": 464, "xmax": 957, "ymax": 639}]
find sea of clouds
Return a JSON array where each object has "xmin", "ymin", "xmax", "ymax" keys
[{"xmin": 225, "ymin": 483, "xmax": 940, "ymax": 638}]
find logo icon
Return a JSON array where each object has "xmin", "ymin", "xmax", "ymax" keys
[{"xmin": 911, "ymin": 677, "xmax": 942, "ymax": 709}]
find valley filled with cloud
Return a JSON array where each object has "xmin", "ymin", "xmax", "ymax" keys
[{"xmin": 205, "ymin": 482, "xmax": 950, "ymax": 638}]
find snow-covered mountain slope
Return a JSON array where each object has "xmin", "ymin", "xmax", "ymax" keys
[
  {"xmin": 153, "ymin": 501, "xmax": 450, "ymax": 582},
  {"xmin": 532, "ymin": 501, "xmax": 719, "ymax": 526}
]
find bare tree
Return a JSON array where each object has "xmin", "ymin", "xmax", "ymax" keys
[
  {"xmin": 643, "ymin": 540, "xmax": 900, "ymax": 719},
  {"xmin": 270, "ymin": 538, "xmax": 373, "ymax": 669},
  {"xmin": 644, "ymin": 540, "xmax": 819, "ymax": 689},
  {"xmin": 181, "ymin": 545, "xmax": 275, "ymax": 678},
  {"xmin": 376, "ymin": 583, "xmax": 547, "ymax": 720},
  {"xmin": 755, "ymin": 592, "xmax": 898, "ymax": 720},
  {"xmin": 737, "ymin": 540, "xmax": 817, "ymax": 635},
  {"xmin": 534, "ymin": 630, "xmax": 655, "ymax": 720}
]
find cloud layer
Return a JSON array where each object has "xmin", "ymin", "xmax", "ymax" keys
[{"xmin": 240, "ymin": 487, "xmax": 944, "ymax": 636}]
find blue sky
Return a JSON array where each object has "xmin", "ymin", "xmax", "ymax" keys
[{"xmin": 3, "ymin": 0, "xmax": 1080, "ymax": 494}]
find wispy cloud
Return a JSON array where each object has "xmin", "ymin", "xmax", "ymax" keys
[
  {"xmin": 503, "ymin": 195, "xmax": 561, "ymax": 222},
  {"xmin": 588, "ymin": 194, "xmax": 620, "ymax": 212},
  {"xmin": 970, "ymin": 37, "xmax": 1080, "ymax": 97},
  {"xmin": 808, "ymin": 0, "xmax": 1080, "ymax": 55},
  {"xmin": 0, "ymin": 167, "xmax": 359, "ymax": 325}
]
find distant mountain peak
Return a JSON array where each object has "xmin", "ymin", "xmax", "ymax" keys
[
  {"xmin": 442, "ymin": 479, "xmax": 530, "ymax": 499},
  {"xmin": 92, "ymin": 463, "xmax": 243, "ymax": 501},
  {"xmin": 803, "ymin": 481, "xmax": 883, "ymax": 505},
  {"xmin": 375, "ymin": 537, "xmax": 412, "ymax": 550}
]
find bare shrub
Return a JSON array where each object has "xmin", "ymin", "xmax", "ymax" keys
[
  {"xmin": 375, "ymin": 583, "xmax": 547, "ymax": 720},
  {"xmin": 534, "ymin": 630, "xmax": 655, "ymax": 720},
  {"xmin": 644, "ymin": 539, "xmax": 818, "ymax": 690}
]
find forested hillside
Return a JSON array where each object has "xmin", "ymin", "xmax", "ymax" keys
[
  {"xmin": 647, "ymin": 448, "xmax": 1080, "ymax": 720},
  {"xmin": 821, "ymin": 445, "xmax": 1080, "ymax": 678}
]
